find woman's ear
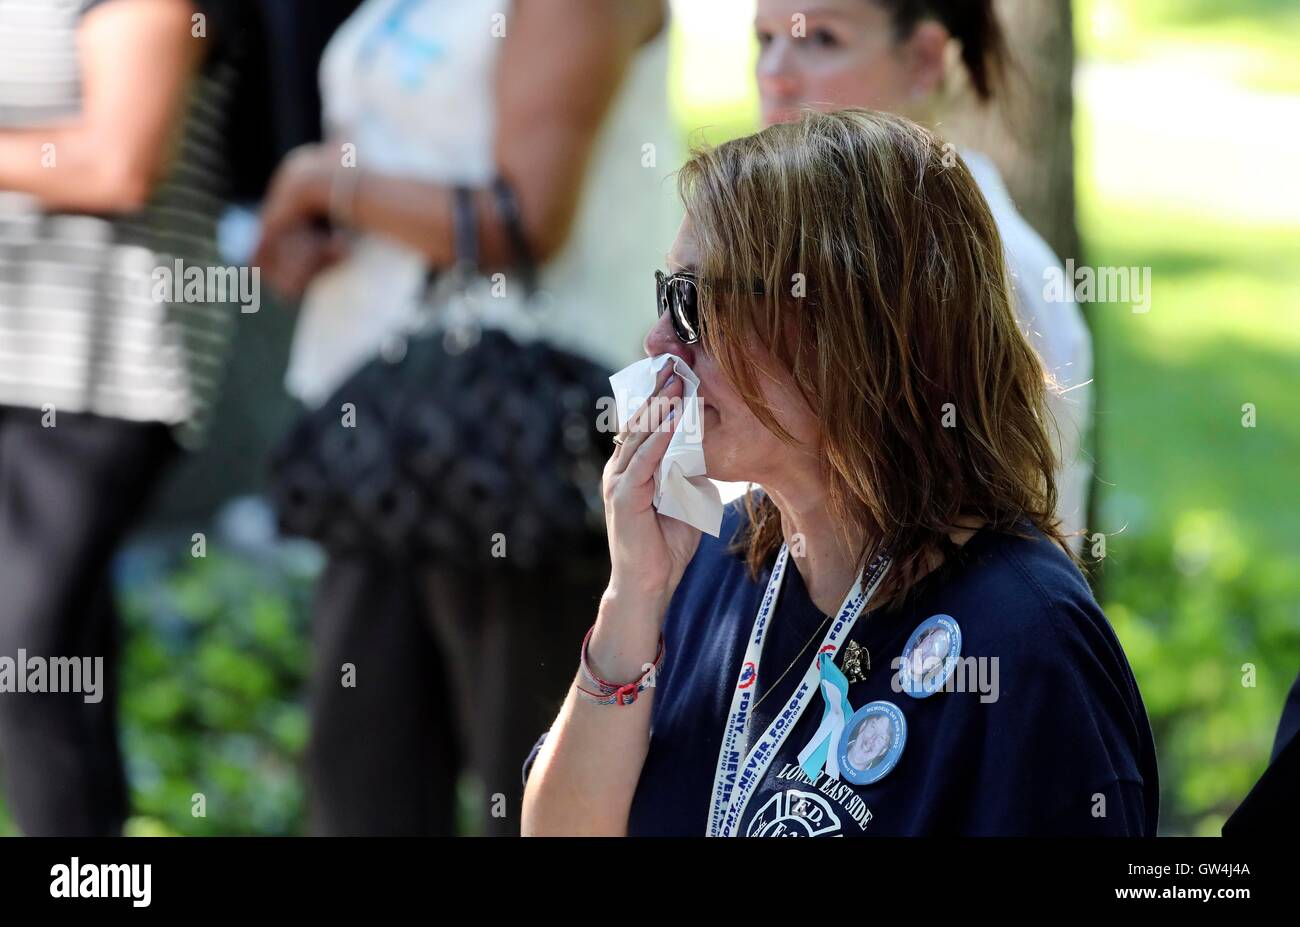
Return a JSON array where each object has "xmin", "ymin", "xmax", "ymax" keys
[{"xmin": 898, "ymin": 20, "xmax": 950, "ymax": 100}]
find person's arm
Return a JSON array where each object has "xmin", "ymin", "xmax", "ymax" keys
[
  {"xmin": 0, "ymin": 0, "xmax": 202, "ymax": 213},
  {"xmin": 522, "ymin": 363, "xmax": 698, "ymax": 836},
  {"xmin": 520, "ymin": 590, "xmax": 667, "ymax": 836},
  {"xmin": 253, "ymin": 0, "xmax": 666, "ymax": 294}
]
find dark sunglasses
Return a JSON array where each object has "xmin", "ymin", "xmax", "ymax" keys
[
  {"xmin": 656, "ymin": 270, "xmax": 765, "ymax": 345},
  {"xmin": 656, "ymin": 269, "xmax": 701, "ymax": 344}
]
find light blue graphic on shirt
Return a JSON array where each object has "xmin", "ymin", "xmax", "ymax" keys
[{"xmin": 358, "ymin": 0, "xmax": 446, "ymax": 91}]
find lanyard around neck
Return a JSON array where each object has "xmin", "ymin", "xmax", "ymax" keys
[{"xmin": 706, "ymin": 542, "xmax": 891, "ymax": 837}]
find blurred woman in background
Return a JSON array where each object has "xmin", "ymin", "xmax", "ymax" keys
[
  {"xmin": 254, "ymin": 0, "xmax": 677, "ymax": 835},
  {"xmin": 751, "ymin": 0, "xmax": 1093, "ymax": 548},
  {"xmin": 0, "ymin": 0, "xmax": 234, "ymax": 835}
]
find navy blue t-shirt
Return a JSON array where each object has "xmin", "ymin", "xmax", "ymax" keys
[
  {"xmin": 616, "ymin": 498, "xmax": 1160, "ymax": 836},
  {"xmin": 522, "ymin": 498, "xmax": 1160, "ymax": 835}
]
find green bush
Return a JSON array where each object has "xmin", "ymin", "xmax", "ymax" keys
[
  {"xmin": 1098, "ymin": 512, "xmax": 1300, "ymax": 836},
  {"xmin": 117, "ymin": 540, "xmax": 319, "ymax": 836}
]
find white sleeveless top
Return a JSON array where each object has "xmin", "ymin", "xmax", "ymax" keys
[
  {"xmin": 285, "ymin": 0, "xmax": 681, "ymax": 406},
  {"xmin": 963, "ymin": 150, "xmax": 1093, "ymax": 546}
]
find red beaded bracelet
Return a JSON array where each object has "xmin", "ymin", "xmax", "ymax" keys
[{"xmin": 575, "ymin": 624, "xmax": 664, "ymax": 706}]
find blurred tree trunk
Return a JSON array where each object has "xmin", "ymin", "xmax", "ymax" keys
[{"xmin": 942, "ymin": 0, "xmax": 1081, "ymax": 265}]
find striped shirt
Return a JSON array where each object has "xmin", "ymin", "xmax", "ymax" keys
[{"xmin": 0, "ymin": 0, "xmax": 235, "ymax": 446}]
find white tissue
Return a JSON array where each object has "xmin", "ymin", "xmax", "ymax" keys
[{"xmin": 608, "ymin": 354, "xmax": 724, "ymax": 537}]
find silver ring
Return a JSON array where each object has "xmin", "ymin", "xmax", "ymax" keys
[{"xmin": 612, "ymin": 434, "xmax": 626, "ymax": 447}]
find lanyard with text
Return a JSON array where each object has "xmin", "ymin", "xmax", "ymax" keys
[{"xmin": 706, "ymin": 542, "xmax": 891, "ymax": 836}]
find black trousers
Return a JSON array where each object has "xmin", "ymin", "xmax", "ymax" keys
[
  {"xmin": 0, "ymin": 406, "xmax": 177, "ymax": 836},
  {"xmin": 305, "ymin": 551, "xmax": 606, "ymax": 836}
]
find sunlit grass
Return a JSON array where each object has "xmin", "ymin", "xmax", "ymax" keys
[
  {"xmin": 1077, "ymin": 0, "xmax": 1300, "ymax": 92},
  {"xmin": 1082, "ymin": 205, "xmax": 1300, "ymax": 556}
]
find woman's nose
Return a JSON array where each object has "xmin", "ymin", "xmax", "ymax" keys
[
  {"xmin": 756, "ymin": 39, "xmax": 798, "ymax": 95},
  {"xmin": 643, "ymin": 311, "xmax": 695, "ymax": 365}
]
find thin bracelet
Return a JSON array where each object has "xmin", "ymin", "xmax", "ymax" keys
[
  {"xmin": 490, "ymin": 175, "xmax": 537, "ymax": 298},
  {"xmin": 576, "ymin": 624, "xmax": 663, "ymax": 706},
  {"xmin": 329, "ymin": 165, "xmax": 362, "ymax": 228},
  {"xmin": 451, "ymin": 184, "xmax": 479, "ymax": 274},
  {"xmin": 580, "ymin": 625, "xmax": 664, "ymax": 692}
]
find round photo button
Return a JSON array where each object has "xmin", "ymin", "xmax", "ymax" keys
[
  {"xmin": 837, "ymin": 700, "xmax": 907, "ymax": 786},
  {"xmin": 898, "ymin": 614, "xmax": 962, "ymax": 698}
]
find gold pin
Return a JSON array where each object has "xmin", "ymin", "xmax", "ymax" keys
[{"xmin": 842, "ymin": 640, "xmax": 869, "ymax": 684}]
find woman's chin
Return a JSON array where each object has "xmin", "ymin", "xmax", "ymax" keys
[
  {"xmin": 701, "ymin": 440, "xmax": 741, "ymax": 485},
  {"xmin": 700, "ymin": 412, "xmax": 753, "ymax": 485}
]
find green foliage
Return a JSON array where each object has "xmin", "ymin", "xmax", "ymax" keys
[
  {"xmin": 117, "ymin": 543, "xmax": 318, "ymax": 836},
  {"xmin": 1100, "ymin": 514, "xmax": 1300, "ymax": 836}
]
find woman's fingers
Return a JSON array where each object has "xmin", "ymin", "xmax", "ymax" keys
[
  {"xmin": 612, "ymin": 365, "xmax": 683, "ymax": 472},
  {"xmin": 615, "ymin": 362, "xmax": 673, "ymax": 442},
  {"xmin": 620, "ymin": 405, "xmax": 681, "ymax": 488},
  {"xmin": 259, "ymin": 226, "xmax": 328, "ymax": 300},
  {"xmin": 616, "ymin": 392, "xmax": 673, "ymax": 462},
  {"xmin": 273, "ymin": 230, "xmax": 322, "ymax": 298}
]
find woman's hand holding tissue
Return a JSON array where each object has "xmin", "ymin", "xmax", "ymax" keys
[{"xmin": 601, "ymin": 361, "xmax": 703, "ymax": 620}]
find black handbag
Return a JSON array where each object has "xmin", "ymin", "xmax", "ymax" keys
[{"xmin": 269, "ymin": 182, "xmax": 614, "ymax": 571}]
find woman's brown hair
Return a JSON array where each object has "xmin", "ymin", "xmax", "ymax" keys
[
  {"xmin": 875, "ymin": 0, "xmax": 1010, "ymax": 102},
  {"xmin": 677, "ymin": 108, "xmax": 1070, "ymax": 610}
]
